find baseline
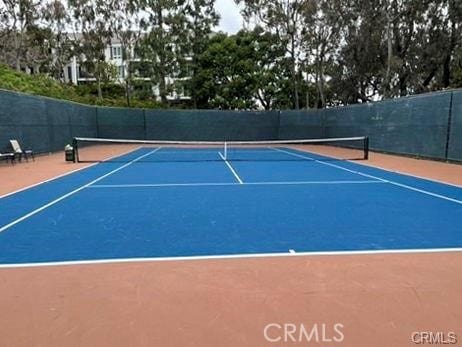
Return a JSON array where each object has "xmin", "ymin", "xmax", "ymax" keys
[{"xmin": 0, "ymin": 247, "xmax": 461, "ymax": 269}]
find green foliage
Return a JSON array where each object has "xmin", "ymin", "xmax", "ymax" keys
[
  {"xmin": 0, "ymin": 64, "xmax": 162, "ymax": 108},
  {"xmin": 194, "ymin": 29, "xmax": 293, "ymax": 110},
  {"xmin": 194, "ymin": 33, "xmax": 255, "ymax": 109},
  {"xmin": 136, "ymin": 0, "xmax": 185, "ymax": 103},
  {"xmin": 68, "ymin": 0, "xmax": 115, "ymax": 99},
  {"xmin": 3, "ymin": 0, "xmax": 462, "ymax": 110},
  {"xmin": 179, "ymin": 0, "xmax": 220, "ymax": 107},
  {"xmin": 237, "ymin": 0, "xmax": 312, "ymax": 109}
]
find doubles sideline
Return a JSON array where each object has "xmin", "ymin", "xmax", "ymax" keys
[
  {"xmin": 272, "ymin": 147, "xmax": 462, "ymax": 206},
  {"xmin": 0, "ymin": 148, "xmax": 161, "ymax": 233}
]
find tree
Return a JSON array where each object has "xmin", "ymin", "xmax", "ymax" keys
[
  {"xmin": 237, "ymin": 0, "xmax": 315, "ymax": 109},
  {"xmin": 328, "ymin": 0, "xmax": 385, "ymax": 104},
  {"xmin": 194, "ymin": 28, "xmax": 290, "ymax": 109},
  {"xmin": 195, "ymin": 32, "xmax": 256, "ymax": 109},
  {"xmin": 441, "ymin": 0, "xmax": 462, "ymax": 87},
  {"xmin": 303, "ymin": 0, "xmax": 342, "ymax": 108},
  {"xmin": 180, "ymin": 0, "xmax": 220, "ymax": 108},
  {"xmin": 137, "ymin": 0, "xmax": 185, "ymax": 104},
  {"xmin": 111, "ymin": 0, "xmax": 143, "ymax": 106},
  {"xmin": 417, "ymin": 0, "xmax": 462, "ymax": 91},
  {"xmin": 389, "ymin": 0, "xmax": 429, "ymax": 96},
  {"xmin": 0, "ymin": 0, "xmax": 41, "ymax": 71},
  {"xmin": 42, "ymin": 0, "xmax": 72, "ymax": 80},
  {"xmin": 69, "ymin": 0, "xmax": 115, "ymax": 99},
  {"xmin": 236, "ymin": 27, "xmax": 288, "ymax": 110}
]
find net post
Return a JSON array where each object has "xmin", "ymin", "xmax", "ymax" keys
[
  {"xmin": 72, "ymin": 137, "xmax": 79, "ymax": 163},
  {"xmin": 364, "ymin": 136, "xmax": 369, "ymax": 160},
  {"xmin": 224, "ymin": 141, "xmax": 228, "ymax": 160}
]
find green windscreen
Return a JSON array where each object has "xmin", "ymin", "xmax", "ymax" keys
[
  {"xmin": 145, "ymin": 109, "xmax": 280, "ymax": 141},
  {"xmin": 0, "ymin": 89, "xmax": 460, "ymax": 162},
  {"xmin": 448, "ymin": 91, "xmax": 462, "ymax": 161},
  {"xmin": 96, "ymin": 107, "xmax": 145, "ymax": 140},
  {"xmin": 278, "ymin": 110, "xmax": 325, "ymax": 140}
]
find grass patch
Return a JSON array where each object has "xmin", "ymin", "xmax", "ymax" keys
[{"xmin": 0, "ymin": 64, "xmax": 162, "ymax": 108}]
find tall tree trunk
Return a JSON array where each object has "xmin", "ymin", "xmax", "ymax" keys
[
  {"xmin": 421, "ymin": 67, "xmax": 437, "ymax": 91},
  {"xmin": 125, "ymin": 76, "xmax": 131, "ymax": 107},
  {"xmin": 316, "ymin": 50, "xmax": 326, "ymax": 108},
  {"xmin": 192, "ymin": 65, "xmax": 198, "ymax": 109},
  {"xmin": 158, "ymin": 68, "xmax": 167, "ymax": 104},
  {"xmin": 97, "ymin": 79, "xmax": 103, "ymax": 99},
  {"xmin": 399, "ymin": 73, "xmax": 407, "ymax": 97},
  {"xmin": 314, "ymin": 70, "xmax": 320, "ymax": 109},
  {"xmin": 256, "ymin": 90, "xmax": 269, "ymax": 110},
  {"xmin": 442, "ymin": 55, "xmax": 451, "ymax": 88},
  {"xmin": 442, "ymin": 20, "xmax": 456, "ymax": 88},
  {"xmin": 96, "ymin": 61, "xmax": 103, "ymax": 100},
  {"xmin": 384, "ymin": 5, "xmax": 393, "ymax": 97},
  {"xmin": 305, "ymin": 84, "xmax": 310, "ymax": 110},
  {"xmin": 14, "ymin": 33, "xmax": 21, "ymax": 71},
  {"xmin": 12, "ymin": 14, "xmax": 22, "ymax": 71},
  {"xmin": 290, "ymin": 36, "xmax": 299, "ymax": 110},
  {"xmin": 157, "ymin": 7, "xmax": 168, "ymax": 104},
  {"xmin": 317, "ymin": 78, "xmax": 325, "ymax": 108},
  {"xmin": 292, "ymin": 61, "xmax": 299, "ymax": 110},
  {"xmin": 125, "ymin": 56, "xmax": 131, "ymax": 107},
  {"xmin": 192, "ymin": 24, "xmax": 199, "ymax": 109}
]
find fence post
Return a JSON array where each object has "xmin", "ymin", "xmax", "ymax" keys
[{"xmin": 444, "ymin": 91, "xmax": 454, "ymax": 161}]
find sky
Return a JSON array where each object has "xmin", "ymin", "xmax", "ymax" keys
[{"xmin": 215, "ymin": 0, "xmax": 244, "ymax": 33}]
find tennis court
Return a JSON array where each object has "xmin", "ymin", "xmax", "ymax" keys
[{"xmin": 1, "ymin": 138, "xmax": 461, "ymax": 266}]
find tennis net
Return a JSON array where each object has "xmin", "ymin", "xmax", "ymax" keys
[{"xmin": 72, "ymin": 136, "xmax": 369, "ymax": 163}]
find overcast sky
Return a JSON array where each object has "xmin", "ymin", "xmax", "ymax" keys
[{"xmin": 214, "ymin": 0, "xmax": 244, "ymax": 33}]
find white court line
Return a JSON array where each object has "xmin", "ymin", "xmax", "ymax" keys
[
  {"xmin": 0, "ymin": 146, "xmax": 144, "ymax": 200},
  {"xmin": 0, "ymin": 163, "xmax": 98, "ymax": 199},
  {"xmin": 87, "ymin": 180, "xmax": 385, "ymax": 189},
  {"xmin": 351, "ymin": 160, "xmax": 462, "ymax": 188},
  {"xmin": 155, "ymin": 149, "xmax": 221, "ymax": 153},
  {"xmin": 0, "ymin": 148, "xmax": 161, "ymax": 234},
  {"xmin": 0, "ymin": 247, "xmax": 461, "ymax": 268},
  {"xmin": 271, "ymin": 147, "xmax": 462, "ymax": 206},
  {"xmin": 219, "ymin": 152, "xmax": 244, "ymax": 184}
]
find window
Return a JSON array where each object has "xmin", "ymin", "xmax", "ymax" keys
[
  {"xmin": 118, "ymin": 65, "xmax": 125, "ymax": 78},
  {"xmin": 111, "ymin": 46, "xmax": 122, "ymax": 60},
  {"xmin": 177, "ymin": 84, "xmax": 191, "ymax": 97},
  {"xmin": 181, "ymin": 64, "xmax": 193, "ymax": 78},
  {"xmin": 182, "ymin": 85, "xmax": 191, "ymax": 97}
]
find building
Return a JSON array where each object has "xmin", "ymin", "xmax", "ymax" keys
[{"xmin": 63, "ymin": 37, "xmax": 192, "ymax": 102}]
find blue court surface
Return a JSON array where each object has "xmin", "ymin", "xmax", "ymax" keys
[{"xmin": 0, "ymin": 147, "xmax": 461, "ymax": 266}]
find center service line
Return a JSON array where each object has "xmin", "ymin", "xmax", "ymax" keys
[{"xmin": 219, "ymin": 152, "xmax": 244, "ymax": 184}]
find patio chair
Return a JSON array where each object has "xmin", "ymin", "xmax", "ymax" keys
[
  {"xmin": 0, "ymin": 152, "xmax": 15, "ymax": 164},
  {"xmin": 10, "ymin": 139, "xmax": 34, "ymax": 161}
]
